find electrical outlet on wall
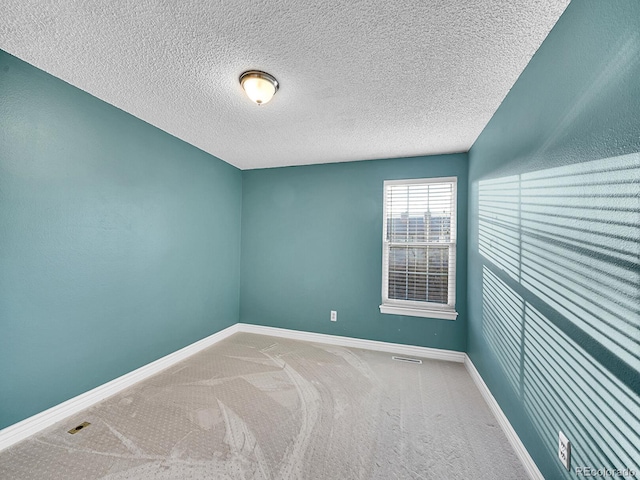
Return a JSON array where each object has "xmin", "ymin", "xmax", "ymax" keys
[
  {"xmin": 558, "ymin": 431, "xmax": 571, "ymax": 470},
  {"xmin": 330, "ymin": 310, "xmax": 337, "ymax": 322}
]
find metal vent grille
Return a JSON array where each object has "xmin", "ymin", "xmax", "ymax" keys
[
  {"xmin": 392, "ymin": 356, "xmax": 422, "ymax": 364},
  {"xmin": 68, "ymin": 422, "xmax": 91, "ymax": 434}
]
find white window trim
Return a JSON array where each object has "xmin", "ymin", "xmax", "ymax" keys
[
  {"xmin": 380, "ymin": 176, "xmax": 458, "ymax": 321},
  {"xmin": 379, "ymin": 304, "xmax": 458, "ymax": 320}
]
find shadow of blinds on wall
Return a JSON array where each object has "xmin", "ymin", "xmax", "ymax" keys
[{"xmin": 477, "ymin": 152, "xmax": 639, "ymax": 476}]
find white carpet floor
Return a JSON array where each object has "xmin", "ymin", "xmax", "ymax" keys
[{"xmin": 0, "ymin": 333, "xmax": 527, "ymax": 479}]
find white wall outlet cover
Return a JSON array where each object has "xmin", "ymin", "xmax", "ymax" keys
[
  {"xmin": 558, "ymin": 431, "xmax": 571, "ymax": 470},
  {"xmin": 330, "ymin": 311, "xmax": 337, "ymax": 322}
]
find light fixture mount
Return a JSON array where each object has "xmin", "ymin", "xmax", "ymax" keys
[{"xmin": 239, "ymin": 70, "xmax": 279, "ymax": 105}]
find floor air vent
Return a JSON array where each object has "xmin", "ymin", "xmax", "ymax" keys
[
  {"xmin": 68, "ymin": 422, "xmax": 91, "ymax": 434},
  {"xmin": 392, "ymin": 356, "xmax": 422, "ymax": 364}
]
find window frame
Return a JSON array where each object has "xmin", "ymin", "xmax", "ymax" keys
[{"xmin": 379, "ymin": 176, "xmax": 458, "ymax": 320}]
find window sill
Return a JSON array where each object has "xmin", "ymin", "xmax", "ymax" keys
[{"xmin": 379, "ymin": 304, "xmax": 458, "ymax": 320}]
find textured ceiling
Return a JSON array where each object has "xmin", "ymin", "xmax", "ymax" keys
[{"xmin": 0, "ymin": 1, "xmax": 570, "ymax": 170}]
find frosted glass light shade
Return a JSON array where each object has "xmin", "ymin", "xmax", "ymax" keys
[{"xmin": 240, "ymin": 71, "xmax": 279, "ymax": 105}]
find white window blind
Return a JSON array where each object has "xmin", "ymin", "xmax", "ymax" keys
[{"xmin": 380, "ymin": 177, "xmax": 458, "ymax": 320}]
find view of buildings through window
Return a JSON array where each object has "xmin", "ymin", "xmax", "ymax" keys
[{"xmin": 388, "ymin": 213, "xmax": 451, "ymax": 304}]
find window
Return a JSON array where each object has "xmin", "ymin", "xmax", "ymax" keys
[{"xmin": 380, "ymin": 177, "xmax": 458, "ymax": 320}]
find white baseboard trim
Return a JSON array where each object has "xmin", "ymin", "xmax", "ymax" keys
[
  {"xmin": 236, "ymin": 323, "xmax": 466, "ymax": 363},
  {"xmin": 0, "ymin": 324, "xmax": 239, "ymax": 452},
  {"xmin": 464, "ymin": 356, "xmax": 543, "ymax": 480}
]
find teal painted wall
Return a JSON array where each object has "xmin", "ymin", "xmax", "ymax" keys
[
  {"xmin": 0, "ymin": 51, "xmax": 242, "ymax": 429},
  {"xmin": 468, "ymin": 1, "xmax": 640, "ymax": 478},
  {"xmin": 240, "ymin": 155, "xmax": 468, "ymax": 351}
]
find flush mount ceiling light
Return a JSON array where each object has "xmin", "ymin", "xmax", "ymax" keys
[{"xmin": 239, "ymin": 70, "xmax": 279, "ymax": 105}]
